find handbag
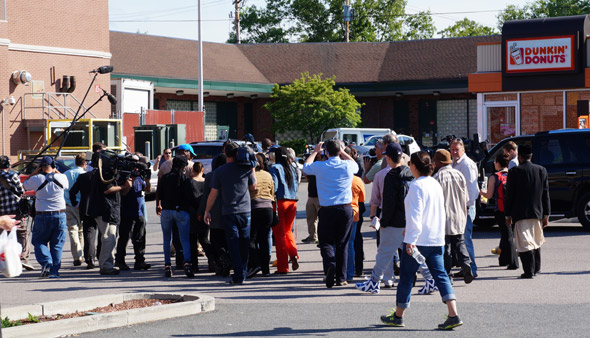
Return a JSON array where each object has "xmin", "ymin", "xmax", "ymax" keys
[{"xmin": 271, "ymin": 201, "xmax": 279, "ymax": 227}]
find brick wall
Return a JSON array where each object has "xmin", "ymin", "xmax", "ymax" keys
[
  {"xmin": 520, "ymin": 92, "xmax": 563, "ymax": 134},
  {"xmin": 566, "ymin": 91, "xmax": 590, "ymax": 129},
  {"xmin": 0, "ymin": 0, "xmax": 110, "ymax": 159}
]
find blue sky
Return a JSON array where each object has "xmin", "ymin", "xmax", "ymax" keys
[{"xmin": 109, "ymin": 0, "xmax": 530, "ymax": 43}]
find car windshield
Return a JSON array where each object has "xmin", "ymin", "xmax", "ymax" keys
[{"xmin": 365, "ymin": 136, "xmax": 382, "ymax": 146}]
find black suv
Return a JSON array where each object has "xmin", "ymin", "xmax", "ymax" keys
[{"xmin": 476, "ymin": 129, "xmax": 590, "ymax": 230}]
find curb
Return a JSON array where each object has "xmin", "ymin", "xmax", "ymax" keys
[{"xmin": 2, "ymin": 293, "xmax": 215, "ymax": 338}]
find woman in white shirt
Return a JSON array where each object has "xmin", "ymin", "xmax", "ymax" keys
[{"xmin": 380, "ymin": 151, "xmax": 462, "ymax": 330}]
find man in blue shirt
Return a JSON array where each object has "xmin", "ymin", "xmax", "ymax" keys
[
  {"xmin": 303, "ymin": 140, "xmax": 358, "ymax": 288},
  {"xmin": 63, "ymin": 153, "xmax": 88, "ymax": 266}
]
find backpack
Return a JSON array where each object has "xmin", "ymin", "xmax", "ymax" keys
[{"xmin": 494, "ymin": 171, "xmax": 508, "ymax": 212}]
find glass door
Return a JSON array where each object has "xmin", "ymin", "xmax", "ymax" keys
[{"xmin": 484, "ymin": 102, "xmax": 518, "ymax": 148}]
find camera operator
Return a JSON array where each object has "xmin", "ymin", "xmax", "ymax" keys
[
  {"xmin": 23, "ymin": 156, "xmax": 69, "ymax": 278},
  {"xmin": 86, "ymin": 152, "xmax": 132, "ymax": 275},
  {"xmin": 115, "ymin": 155, "xmax": 151, "ymax": 271},
  {"xmin": 0, "ymin": 156, "xmax": 31, "ymax": 270}
]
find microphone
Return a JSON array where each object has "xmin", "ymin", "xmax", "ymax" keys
[
  {"xmin": 90, "ymin": 66, "xmax": 114, "ymax": 74},
  {"xmin": 102, "ymin": 89, "xmax": 118, "ymax": 105}
]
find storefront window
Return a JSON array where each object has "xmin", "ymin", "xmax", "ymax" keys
[
  {"xmin": 486, "ymin": 106, "xmax": 516, "ymax": 146},
  {"xmin": 520, "ymin": 92, "xmax": 563, "ymax": 135}
]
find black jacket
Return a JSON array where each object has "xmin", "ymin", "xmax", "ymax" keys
[
  {"xmin": 69, "ymin": 171, "xmax": 93, "ymax": 217},
  {"xmin": 504, "ymin": 161, "xmax": 550, "ymax": 223},
  {"xmin": 380, "ymin": 166, "xmax": 414, "ymax": 228}
]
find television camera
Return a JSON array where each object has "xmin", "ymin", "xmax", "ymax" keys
[{"xmin": 95, "ymin": 150, "xmax": 151, "ymax": 183}]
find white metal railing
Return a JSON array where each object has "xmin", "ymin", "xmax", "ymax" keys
[{"xmin": 23, "ymin": 92, "xmax": 96, "ymax": 120}]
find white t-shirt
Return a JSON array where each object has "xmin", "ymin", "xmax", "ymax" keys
[{"xmin": 24, "ymin": 173, "xmax": 69, "ymax": 212}]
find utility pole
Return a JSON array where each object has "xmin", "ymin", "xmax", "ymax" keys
[
  {"xmin": 198, "ymin": 0, "xmax": 204, "ymax": 134},
  {"xmin": 345, "ymin": 0, "xmax": 350, "ymax": 42},
  {"xmin": 234, "ymin": 0, "xmax": 241, "ymax": 44}
]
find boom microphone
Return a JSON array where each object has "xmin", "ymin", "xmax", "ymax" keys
[
  {"xmin": 90, "ymin": 66, "xmax": 114, "ymax": 74},
  {"xmin": 102, "ymin": 89, "xmax": 117, "ymax": 105}
]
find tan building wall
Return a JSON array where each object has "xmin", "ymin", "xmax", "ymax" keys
[{"xmin": 0, "ymin": 0, "xmax": 111, "ymax": 158}]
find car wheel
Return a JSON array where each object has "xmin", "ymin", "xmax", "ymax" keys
[{"xmin": 576, "ymin": 193, "xmax": 590, "ymax": 230}]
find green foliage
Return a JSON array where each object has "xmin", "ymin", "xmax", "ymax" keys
[
  {"xmin": 27, "ymin": 313, "xmax": 39, "ymax": 323},
  {"xmin": 278, "ymin": 138, "xmax": 308, "ymax": 155},
  {"xmin": 264, "ymin": 72, "xmax": 363, "ymax": 144},
  {"xmin": 496, "ymin": 0, "xmax": 590, "ymax": 31},
  {"xmin": 229, "ymin": 0, "xmax": 436, "ymax": 43},
  {"xmin": 439, "ymin": 18, "xmax": 497, "ymax": 38},
  {"xmin": 1, "ymin": 316, "xmax": 22, "ymax": 328}
]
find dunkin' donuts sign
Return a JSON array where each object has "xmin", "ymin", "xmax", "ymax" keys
[{"xmin": 506, "ymin": 35, "xmax": 575, "ymax": 73}]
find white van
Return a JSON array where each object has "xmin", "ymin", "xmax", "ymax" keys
[{"xmin": 321, "ymin": 128, "xmax": 394, "ymax": 145}]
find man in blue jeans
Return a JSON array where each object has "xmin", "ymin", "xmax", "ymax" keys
[
  {"xmin": 24, "ymin": 156, "xmax": 69, "ymax": 278},
  {"xmin": 204, "ymin": 142, "xmax": 257, "ymax": 285}
]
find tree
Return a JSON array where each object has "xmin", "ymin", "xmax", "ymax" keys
[
  {"xmin": 497, "ymin": 0, "xmax": 590, "ymax": 31},
  {"xmin": 439, "ymin": 18, "xmax": 497, "ymax": 38},
  {"xmin": 264, "ymin": 73, "xmax": 363, "ymax": 143},
  {"xmin": 228, "ymin": 0, "xmax": 436, "ymax": 43}
]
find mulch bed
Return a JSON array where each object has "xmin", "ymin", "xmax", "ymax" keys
[{"xmin": 18, "ymin": 299, "xmax": 180, "ymax": 325}]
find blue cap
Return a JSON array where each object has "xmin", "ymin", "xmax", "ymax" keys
[
  {"xmin": 383, "ymin": 143, "xmax": 403, "ymax": 161},
  {"xmin": 177, "ymin": 144, "xmax": 196, "ymax": 156},
  {"xmin": 40, "ymin": 156, "xmax": 54, "ymax": 167}
]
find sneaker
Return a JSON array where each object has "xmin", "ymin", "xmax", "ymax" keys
[
  {"xmin": 164, "ymin": 266, "xmax": 172, "ymax": 278},
  {"xmin": 291, "ymin": 256, "xmax": 299, "ymax": 271},
  {"xmin": 336, "ymin": 281, "xmax": 348, "ymax": 286},
  {"xmin": 356, "ymin": 279, "xmax": 380, "ymax": 294},
  {"xmin": 115, "ymin": 262, "xmax": 130, "ymax": 271},
  {"xmin": 380, "ymin": 310, "xmax": 404, "ymax": 327},
  {"xmin": 418, "ymin": 279, "xmax": 438, "ymax": 295},
  {"xmin": 301, "ymin": 236, "xmax": 313, "ymax": 243},
  {"xmin": 246, "ymin": 266, "xmax": 261, "ymax": 279},
  {"xmin": 40, "ymin": 264, "xmax": 52, "ymax": 278},
  {"xmin": 73, "ymin": 260, "xmax": 82, "ymax": 266},
  {"xmin": 21, "ymin": 262, "xmax": 34, "ymax": 271},
  {"xmin": 134, "ymin": 262, "xmax": 151, "ymax": 270},
  {"xmin": 86, "ymin": 262, "xmax": 96, "ymax": 269},
  {"xmin": 99, "ymin": 268, "xmax": 120, "ymax": 275},
  {"xmin": 438, "ymin": 315, "xmax": 463, "ymax": 330},
  {"xmin": 383, "ymin": 279, "xmax": 395, "ymax": 288},
  {"xmin": 49, "ymin": 274, "xmax": 60, "ymax": 279},
  {"xmin": 227, "ymin": 278, "xmax": 244, "ymax": 285},
  {"xmin": 325, "ymin": 266, "xmax": 335, "ymax": 288},
  {"xmin": 462, "ymin": 265, "xmax": 474, "ymax": 284}
]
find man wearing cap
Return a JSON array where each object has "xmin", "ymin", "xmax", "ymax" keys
[
  {"xmin": 303, "ymin": 139, "xmax": 358, "ymax": 288},
  {"xmin": 450, "ymin": 139, "xmax": 479, "ymax": 279},
  {"xmin": 63, "ymin": 153, "xmax": 88, "ymax": 267},
  {"xmin": 356, "ymin": 142, "xmax": 413, "ymax": 294},
  {"xmin": 504, "ymin": 144, "xmax": 549, "ymax": 279},
  {"xmin": 23, "ymin": 156, "xmax": 69, "ymax": 278},
  {"xmin": 433, "ymin": 149, "xmax": 473, "ymax": 283},
  {"xmin": 204, "ymin": 142, "xmax": 257, "ymax": 285}
]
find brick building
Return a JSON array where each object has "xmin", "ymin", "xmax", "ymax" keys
[
  {"xmin": 110, "ymin": 32, "xmax": 497, "ymax": 147},
  {"xmin": 469, "ymin": 15, "xmax": 590, "ymax": 147},
  {"xmin": 0, "ymin": 1, "xmax": 112, "ymax": 159}
]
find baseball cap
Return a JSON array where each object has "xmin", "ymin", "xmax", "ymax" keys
[
  {"xmin": 178, "ymin": 144, "xmax": 197, "ymax": 156},
  {"xmin": 383, "ymin": 142, "xmax": 403, "ymax": 161},
  {"xmin": 433, "ymin": 149, "xmax": 452, "ymax": 165},
  {"xmin": 40, "ymin": 156, "xmax": 54, "ymax": 167}
]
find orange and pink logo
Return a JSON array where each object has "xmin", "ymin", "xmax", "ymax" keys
[{"xmin": 506, "ymin": 35, "xmax": 575, "ymax": 73}]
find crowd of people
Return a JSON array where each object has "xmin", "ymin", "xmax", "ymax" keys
[{"xmin": 0, "ymin": 133, "xmax": 550, "ymax": 329}]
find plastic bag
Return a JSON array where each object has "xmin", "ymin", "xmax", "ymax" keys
[{"xmin": 0, "ymin": 229, "xmax": 23, "ymax": 277}]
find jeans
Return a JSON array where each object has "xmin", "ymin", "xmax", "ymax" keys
[
  {"xmin": 464, "ymin": 205, "xmax": 478, "ymax": 276},
  {"xmin": 397, "ymin": 244, "xmax": 456, "ymax": 308},
  {"xmin": 223, "ymin": 212, "xmax": 251, "ymax": 283},
  {"xmin": 31, "ymin": 212, "xmax": 67, "ymax": 275},
  {"xmin": 346, "ymin": 221, "xmax": 358, "ymax": 281},
  {"xmin": 160, "ymin": 210, "xmax": 191, "ymax": 266}
]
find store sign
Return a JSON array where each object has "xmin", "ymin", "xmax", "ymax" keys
[{"xmin": 506, "ymin": 35, "xmax": 575, "ymax": 73}]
